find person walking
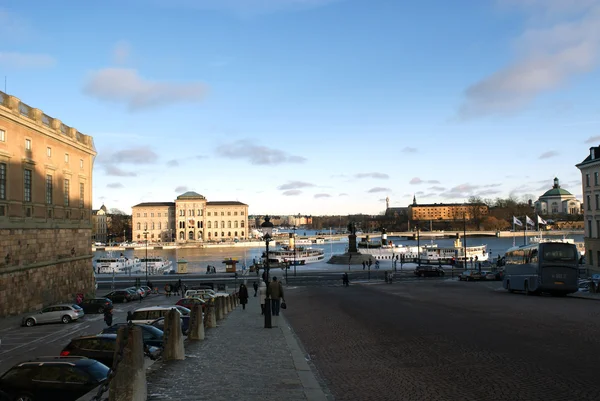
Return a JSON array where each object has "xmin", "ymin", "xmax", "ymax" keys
[
  {"xmin": 258, "ymin": 281, "xmax": 267, "ymax": 315},
  {"xmin": 253, "ymin": 281, "xmax": 259, "ymax": 297},
  {"xmin": 127, "ymin": 310, "xmax": 133, "ymax": 323},
  {"xmin": 342, "ymin": 272, "xmax": 349, "ymax": 287},
  {"xmin": 268, "ymin": 276, "xmax": 284, "ymax": 317},
  {"xmin": 239, "ymin": 283, "xmax": 249, "ymax": 310},
  {"xmin": 103, "ymin": 308, "xmax": 113, "ymax": 327}
]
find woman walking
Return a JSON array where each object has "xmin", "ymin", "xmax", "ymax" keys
[
  {"xmin": 239, "ymin": 283, "xmax": 249, "ymax": 310},
  {"xmin": 258, "ymin": 281, "xmax": 267, "ymax": 315}
]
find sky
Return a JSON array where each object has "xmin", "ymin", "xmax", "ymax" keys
[{"xmin": 2, "ymin": 0, "xmax": 600, "ymax": 216}]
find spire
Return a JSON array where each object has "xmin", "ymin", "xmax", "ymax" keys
[
  {"xmin": 386, "ymin": 196, "xmax": 390, "ymax": 210},
  {"xmin": 412, "ymin": 194, "xmax": 417, "ymax": 206},
  {"xmin": 553, "ymin": 177, "xmax": 560, "ymax": 189}
]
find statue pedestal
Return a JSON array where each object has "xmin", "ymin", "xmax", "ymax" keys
[{"xmin": 348, "ymin": 234, "xmax": 358, "ymax": 253}]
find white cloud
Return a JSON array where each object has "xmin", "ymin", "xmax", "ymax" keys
[
  {"xmin": 0, "ymin": 52, "xmax": 55, "ymax": 69},
  {"xmin": 410, "ymin": 177, "xmax": 440, "ymax": 185},
  {"xmin": 103, "ymin": 146, "xmax": 158, "ymax": 164},
  {"xmin": 282, "ymin": 189, "xmax": 302, "ymax": 196},
  {"xmin": 539, "ymin": 150, "xmax": 559, "ymax": 159},
  {"xmin": 107, "ymin": 183, "xmax": 124, "ymax": 189},
  {"xmin": 278, "ymin": 181, "xmax": 315, "ymax": 190},
  {"xmin": 175, "ymin": 185, "xmax": 188, "ymax": 192},
  {"xmin": 354, "ymin": 172, "xmax": 389, "ymax": 179},
  {"xmin": 113, "ymin": 41, "xmax": 131, "ymax": 65},
  {"xmin": 585, "ymin": 135, "xmax": 600, "ymax": 144},
  {"xmin": 367, "ymin": 187, "xmax": 390, "ymax": 193},
  {"xmin": 402, "ymin": 147, "xmax": 418, "ymax": 153},
  {"xmin": 314, "ymin": 193, "xmax": 331, "ymax": 198},
  {"xmin": 104, "ymin": 166, "xmax": 137, "ymax": 177},
  {"xmin": 458, "ymin": 1, "xmax": 600, "ymax": 119},
  {"xmin": 439, "ymin": 183, "xmax": 480, "ymax": 199},
  {"xmin": 217, "ymin": 139, "xmax": 306, "ymax": 165},
  {"xmin": 83, "ymin": 68, "xmax": 207, "ymax": 111}
]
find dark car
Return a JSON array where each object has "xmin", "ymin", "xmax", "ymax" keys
[
  {"xmin": 149, "ymin": 316, "xmax": 190, "ymax": 335},
  {"xmin": 100, "ymin": 324, "xmax": 164, "ymax": 348},
  {"xmin": 61, "ymin": 334, "xmax": 161, "ymax": 368},
  {"xmin": 0, "ymin": 356, "xmax": 109, "ymax": 401},
  {"xmin": 79, "ymin": 298, "xmax": 113, "ymax": 314},
  {"xmin": 414, "ymin": 266, "xmax": 445, "ymax": 277},
  {"xmin": 459, "ymin": 270, "xmax": 483, "ymax": 281},
  {"xmin": 104, "ymin": 290, "xmax": 133, "ymax": 303}
]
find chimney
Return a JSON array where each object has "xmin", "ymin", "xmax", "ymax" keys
[{"xmin": 592, "ymin": 147, "xmax": 596, "ymax": 160}]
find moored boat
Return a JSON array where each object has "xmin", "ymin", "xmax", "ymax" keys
[{"xmin": 262, "ymin": 246, "xmax": 325, "ymax": 266}]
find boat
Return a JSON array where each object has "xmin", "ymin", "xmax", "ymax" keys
[
  {"xmin": 529, "ymin": 236, "xmax": 585, "ymax": 256},
  {"xmin": 278, "ymin": 238, "xmax": 313, "ymax": 246},
  {"xmin": 421, "ymin": 239, "xmax": 489, "ymax": 263},
  {"xmin": 139, "ymin": 256, "xmax": 173, "ymax": 275},
  {"xmin": 262, "ymin": 246, "xmax": 325, "ymax": 266},
  {"xmin": 94, "ymin": 255, "xmax": 141, "ymax": 274}
]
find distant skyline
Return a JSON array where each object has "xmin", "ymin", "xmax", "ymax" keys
[{"xmin": 2, "ymin": 0, "xmax": 598, "ymax": 215}]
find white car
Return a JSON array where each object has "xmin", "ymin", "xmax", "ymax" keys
[{"xmin": 130, "ymin": 306, "xmax": 183, "ymax": 325}]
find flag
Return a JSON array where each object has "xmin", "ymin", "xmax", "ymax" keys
[
  {"xmin": 537, "ymin": 215, "xmax": 547, "ymax": 225},
  {"xmin": 526, "ymin": 216, "xmax": 535, "ymax": 226},
  {"xmin": 513, "ymin": 216, "xmax": 523, "ymax": 227}
]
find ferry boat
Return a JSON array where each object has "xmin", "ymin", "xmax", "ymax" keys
[
  {"xmin": 421, "ymin": 239, "xmax": 489, "ymax": 263},
  {"xmin": 94, "ymin": 255, "xmax": 141, "ymax": 274},
  {"xmin": 262, "ymin": 246, "xmax": 325, "ymax": 266},
  {"xmin": 529, "ymin": 236, "xmax": 585, "ymax": 256},
  {"xmin": 139, "ymin": 256, "xmax": 173, "ymax": 275}
]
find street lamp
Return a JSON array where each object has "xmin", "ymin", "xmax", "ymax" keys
[
  {"xmin": 260, "ymin": 216, "xmax": 274, "ymax": 329},
  {"xmin": 292, "ymin": 224, "xmax": 297, "ymax": 277},
  {"xmin": 416, "ymin": 222, "xmax": 421, "ymax": 267},
  {"xmin": 463, "ymin": 213, "xmax": 467, "ymax": 269},
  {"xmin": 143, "ymin": 231, "xmax": 149, "ymax": 283}
]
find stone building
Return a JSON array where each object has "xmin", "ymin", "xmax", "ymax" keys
[
  {"xmin": 534, "ymin": 178, "xmax": 581, "ymax": 215},
  {"xmin": 408, "ymin": 196, "xmax": 488, "ymax": 221},
  {"xmin": 132, "ymin": 191, "xmax": 249, "ymax": 243},
  {"xmin": 0, "ymin": 91, "xmax": 96, "ymax": 317},
  {"xmin": 92, "ymin": 204, "xmax": 108, "ymax": 243},
  {"xmin": 577, "ymin": 148, "xmax": 600, "ymax": 270}
]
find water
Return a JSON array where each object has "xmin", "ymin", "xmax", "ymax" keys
[{"xmin": 94, "ymin": 233, "xmax": 583, "ymax": 274}]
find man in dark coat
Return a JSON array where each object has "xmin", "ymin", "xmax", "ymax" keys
[
  {"xmin": 239, "ymin": 284, "xmax": 249, "ymax": 310},
  {"xmin": 253, "ymin": 281, "xmax": 259, "ymax": 297}
]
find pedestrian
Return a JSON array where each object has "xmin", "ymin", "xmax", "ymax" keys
[
  {"xmin": 206, "ymin": 265, "xmax": 210, "ymax": 274},
  {"xmin": 258, "ymin": 281, "xmax": 267, "ymax": 315},
  {"xmin": 127, "ymin": 311, "xmax": 133, "ymax": 323},
  {"xmin": 165, "ymin": 283, "xmax": 171, "ymax": 297},
  {"xmin": 268, "ymin": 276, "xmax": 284, "ymax": 317},
  {"xmin": 239, "ymin": 283, "xmax": 249, "ymax": 310},
  {"xmin": 384, "ymin": 271, "xmax": 389, "ymax": 283},
  {"xmin": 178, "ymin": 279, "xmax": 182, "ymax": 294},
  {"xmin": 103, "ymin": 308, "xmax": 113, "ymax": 327},
  {"xmin": 342, "ymin": 272, "xmax": 349, "ymax": 287},
  {"xmin": 253, "ymin": 281, "xmax": 259, "ymax": 297},
  {"xmin": 362, "ymin": 261, "xmax": 366, "ymax": 270}
]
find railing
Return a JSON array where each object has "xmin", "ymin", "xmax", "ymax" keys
[
  {"xmin": 76, "ymin": 131, "xmax": 85, "ymax": 144},
  {"xmin": 42, "ymin": 114, "xmax": 52, "ymax": 127},
  {"xmin": 0, "ymin": 91, "xmax": 5, "ymax": 107},
  {"xmin": 19, "ymin": 102, "xmax": 32, "ymax": 118},
  {"xmin": 60, "ymin": 124, "xmax": 68, "ymax": 135}
]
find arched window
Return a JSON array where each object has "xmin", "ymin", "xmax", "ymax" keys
[
  {"xmin": 234, "ymin": 221, "xmax": 238, "ymax": 228},
  {"xmin": 207, "ymin": 221, "xmax": 212, "ymax": 228},
  {"xmin": 214, "ymin": 232, "xmax": 218, "ymax": 237},
  {"xmin": 151, "ymin": 222, "xmax": 155, "ymax": 230},
  {"xmin": 137, "ymin": 234, "xmax": 140, "ymax": 239},
  {"xmin": 137, "ymin": 223, "xmax": 141, "ymax": 230},
  {"xmin": 179, "ymin": 231, "xmax": 185, "ymax": 240},
  {"xmin": 208, "ymin": 232, "xmax": 211, "ymax": 237},
  {"xmin": 221, "ymin": 221, "xmax": 225, "ymax": 229},
  {"xmin": 200, "ymin": 221, "xmax": 203, "ymax": 228},
  {"xmin": 214, "ymin": 221, "xmax": 218, "ymax": 228},
  {"xmin": 241, "ymin": 221, "xmax": 245, "ymax": 228},
  {"xmin": 151, "ymin": 233, "xmax": 155, "ymax": 238},
  {"xmin": 221, "ymin": 232, "xmax": 225, "ymax": 237},
  {"xmin": 235, "ymin": 231, "xmax": 238, "ymax": 237},
  {"xmin": 144, "ymin": 223, "xmax": 148, "ymax": 230},
  {"xmin": 198, "ymin": 231, "xmax": 202, "ymax": 240},
  {"xmin": 227, "ymin": 221, "xmax": 231, "ymax": 228},
  {"xmin": 228, "ymin": 231, "xmax": 231, "ymax": 237},
  {"xmin": 241, "ymin": 231, "xmax": 244, "ymax": 236},
  {"xmin": 188, "ymin": 231, "xmax": 194, "ymax": 240}
]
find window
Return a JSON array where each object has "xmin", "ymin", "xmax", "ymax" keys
[
  {"xmin": 198, "ymin": 209, "xmax": 202, "ymax": 216},
  {"xmin": 587, "ymin": 196, "xmax": 591, "ymax": 211},
  {"xmin": 151, "ymin": 222, "xmax": 155, "ymax": 230},
  {"xmin": 136, "ymin": 213, "xmax": 140, "ymax": 217},
  {"xmin": 80, "ymin": 159, "xmax": 84, "ymax": 169},
  {"xmin": 25, "ymin": 139, "xmax": 31, "ymax": 150},
  {"xmin": 46, "ymin": 147, "xmax": 51, "ymax": 157},
  {"xmin": 179, "ymin": 210, "xmax": 185, "ymax": 216},
  {"xmin": 144, "ymin": 223, "xmax": 148, "ymax": 230},
  {"xmin": 207, "ymin": 221, "xmax": 211, "ymax": 228},
  {"xmin": 45, "ymin": 175, "xmax": 53, "ymax": 204},
  {"xmin": 221, "ymin": 212, "xmax": 224, "ymax": 216},
  {"xmin": 0, "ymin": 129, "xmax": 4, "ymax": 142},
  {"xmin": 596, "ymin": 194, "xmax": 599, "ymax": 210},
  {"xmin": 79, "ymin": 183, "xmax": 84, "ymax": 208},
  {"xmin": 228, "ymin": 211, "xmax": 231, "ymax": 216},
  {"xmin": 595, "ymin": 172, "xmax": 599, "ymax": 186},
  {"xmin": 24, "ymin": 169, "xmax": 32, "ymax": 202},
  {"xmin": 234, "ymin": 221, "xmax": 238, "ymax": 228},
  {"xmin": 151, "ymin": 212, "xmax": 154, "ymax": 217},
  {"xmin": 208, "ymin": 212, "xmax": 211, "ymax": 216},
  {"xmin": 241, "ymin": 221, "xmax": 245, "ymax": 228},
  {"xmin": 214, "ymin": 221, "xmax": 218, "ymax": 228},
  {"xmin": 234, "ymin": 211, "xmax": 238, "ymax": 216},
  {"xmin": 221, "ymin": 221, "xmax": 225, "ymax": 229},
  {"xmin": 64, "ymin": 179, "xmax": 70, "ymax": 206},
  {"xmin": 137, "ymin": 223, "xmax": 141, "ymax": 230},
  {"xmin": 158, "ymin": 212, "xmax": 161, "ymax": 217},
  {"xmin": 241, "ymin": 211, "xmax": 244, "ymax": 216},
  {"xmin": 179, "ymin": 221, "xmax": 184, "ymax": 229},
  {"xmin": 0, "ymin": 163, "xmax": 5, "ymax": 200},
  {"xmin": 144, "ymin": 213, "xmax": 147, "ymax": 217},
  {"xmin": 227, "ymin": 221, "xmax": 231, "ymax": 228},
  {"xmin": 158, "ymin": 222, "xmax": 161, "ymax": 230},
  {"xmin": 589, "ymin": 220, "xmax": 593, "ymax": 238},
  {"xmin": 65, "ymin": 153, "xmax": 69, "ymax": 163},
  {"xmin": 586, "ymin": 174, "xmax": 590, "ymax": 187}
]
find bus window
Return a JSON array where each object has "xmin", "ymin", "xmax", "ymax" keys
[
  {"xmin": 530, "ymin": 250, "xmax": 538, "ymax": 264},
  {"xmin": 541, "ymin": 244, "xmax": 577, "ymax": 262}
]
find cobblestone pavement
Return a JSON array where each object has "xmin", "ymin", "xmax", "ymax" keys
[
  {"xmin": 147, "ymin": 296, "xmax": 328, "ymax": 401},
  {"xmin": 283, "ymin": 279, "xmax": 600, "ymax": 401}
]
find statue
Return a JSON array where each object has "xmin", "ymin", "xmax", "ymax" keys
[
  {"xmin": 347, "ymin": 222, "xmax": 357, "ymax": 235},
  {"xmin": 347, "ymin": 222, "xmax": 358, "ymax": 253}
]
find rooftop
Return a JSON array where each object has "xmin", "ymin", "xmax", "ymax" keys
[
  {"xmin": 207, "ymin": 201, "xmax": 248, "ymax": 206},
  {"xmin": 132, "ymin": 202, "xmax": 175, "ymax": 208},
  {"xmin": 540, "ymin": 178, "xmax": 573, "ymax": 198},
  {"xmin": 176, "ymin": 191, "xmax": 206, "ymax": 200}
]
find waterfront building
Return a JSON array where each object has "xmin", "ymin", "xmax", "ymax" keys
[
  {"xmin": 0, "ymin": 91, "xmax": 96, "ymax": 317},
  {"xmin": 534, "ymin": 178, "xmax": 581, "ymax": 216},
  {"xmin": 92, "ymin": 204, "xmax": 108, "ymax": 243},
  {"xmin": 576, "ymin": 148, "xmax": 600, "ymax": 269},
  {"xmin": 408, "ymin": 196, "xmax": 488, "ymax": 222},
  {"xmin": 132, "ymin": 191, "xmax": 248, "ymax": 243}
]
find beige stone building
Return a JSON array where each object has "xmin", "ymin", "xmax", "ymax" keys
[
  {"xmin": 577, "ymin": 147, "xmax": 600, "ymax": 270},
  {"xmin": 92, "ymin": 204, "xmax": 108, "ymax": 244},
  {"xmin": 0, "ymin": 90, "xmax": 96, "ymax": 317},
  {"xmin": 408, "ymin": 196, "xmax": 488, "ymax": 221},
  {"xmin": 132, "ymin": 191, "xmax": 249, "ymax": 243}
]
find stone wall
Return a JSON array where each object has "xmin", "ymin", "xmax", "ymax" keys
[{"xmin": 0, "ymin": 228, "xmax": 94, "ymax": 317}]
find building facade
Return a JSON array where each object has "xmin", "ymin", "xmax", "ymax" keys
[
  {"xmin": 408, "ymin": 196, "xmax": 488, "ymax": 221},
  {"xmin": 92, "ymin": 205, "xmax": 108, "ymax": 243},
  {"xmin": 534, "ymin": 178, "xmax": 581, "ymax": 215},
  {"xmin": 0, "ymin": 91, "xmax": 96, "ymax": 317},
  {"xmin": 576, "ymin": 148, "xmax": 600, "ymax": 269},
  {"xmin": 132, "ymin": 191, "xmax": 249, "ymax": 243}
]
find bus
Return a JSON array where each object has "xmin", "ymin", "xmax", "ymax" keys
[{"xmin": 502, "ymin": 242, "xmax": 579, "ymax": 296}]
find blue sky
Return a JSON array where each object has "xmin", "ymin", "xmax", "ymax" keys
[{"xmin": 2, "ymin": 0, "xmax": 599, "ymax": 215}]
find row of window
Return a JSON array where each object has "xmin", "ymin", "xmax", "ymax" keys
[
  {"xmin": 136, "ymin": 219, "xmax": 247, "ymax": 231},
  {"xmin": 136, "ymin": 212, "xmax": 175, "ymax": 218},
  {"xmin": 0, "ymin": 130, "xmax": 85, "ymax": 168},
  {"xmin": 585, "ymin": 172, "xmax": 600, "ymax": 187},
  {"xmin": 137, "ymin": 222, "xmax": 168, "ymax": 230},
  {"xmin": 0, "ymin": 163, "xmax": 84, "ymax": 206},
  {"xmin": 134, "ymin": 231, "xmax": 247, "ymax": 240},
  {"xmin": 178, "ymin": 209, "xmax": 245, "ymax": 217}
]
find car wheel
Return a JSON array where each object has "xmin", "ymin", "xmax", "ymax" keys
[
  {"xmin": 15, "ymin": 393, "xmax": 34, "ymax": 401},
  {"xmin": 97, "ymin": 306, "xmax": 105, "ymax": 314},
  {"xmin": 123, "ymin": 298, "xmax": 129, "ymax": 303},
  {"xmin": 524, "ymin": 281, "xmax": 529, "ymax": 296},
  {"xmin": 62, "ymin": 315, "xmax": 72, "ymax": 324},
  {"xmin": 25, "ymin": 318, "xmax": 35, "ymax": 327}
]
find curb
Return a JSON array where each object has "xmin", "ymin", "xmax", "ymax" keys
[
  {"xmin": 280, "ymin": 314, "xmax": 331, "ymax": 401},
  {"xmin": 568, "ymin": 293, "xmax": 600, "ymax": 301}
]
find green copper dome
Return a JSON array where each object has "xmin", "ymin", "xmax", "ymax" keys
[{"xmin": 540, "ymin": 177, "xmax": 573, "ymax": 197}]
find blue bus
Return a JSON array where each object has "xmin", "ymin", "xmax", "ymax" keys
[{"xmin": 502, "ymin": 242, "xmax": 579, "ymax": 296}]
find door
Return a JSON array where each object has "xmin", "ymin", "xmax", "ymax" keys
[
  {"xmin": 30, "ymin": 365, "xmax": 64, "ymax": 401},
  {"xmin": 63, "ymin": 367, "xmax": 92, "ymax": 399},
  {"xmin": 38, "ymin": 307, "xmax": 59, "ymax": 323}
]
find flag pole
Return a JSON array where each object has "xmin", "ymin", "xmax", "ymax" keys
[
  {"xmin": 523, "ymin": 216, "xmax": 526, "ymax": 246},
  {"xmin": 512, "ymin": 217, "xmax": 515, "ymax": 247}
]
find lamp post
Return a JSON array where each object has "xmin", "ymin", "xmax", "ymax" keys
[
  {"xmin": 261, "ymin": 216, "xmax": 273, "ymax": 329},
  {"xmin": 416, "ymin": 222, "xmax": 421, "ymax": 267},
  {"xmin": 143, "ymin": 231, "xmax": 149, "ymax": 283},
  {"xmin": 292, "ymin": 224, "xmax": 297, "ymax": 277},
  {"xmin": 463, "ymin": 213, "xmax": 467, "ymax": 269}
]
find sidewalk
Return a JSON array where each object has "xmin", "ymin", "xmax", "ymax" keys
[
  {"xmin": 146, "ymin": 296, "xmax": 329, "ymax": 401},
  {"xmin": 569, "ymin": 291, "xmax": 600, "ymax": 301}
]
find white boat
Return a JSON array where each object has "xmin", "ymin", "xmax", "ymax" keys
[
  {"xmin": 357, "ymin": 238, "xmax": 488, "ymax": 262},
  {"xmin": 421, "ymin": 239, "xmax": 489, "ymax": 262},
  {"xmin": 139, "ymin": 256, "xmax": 173, "ymax": 275},
  {"xmin": 529, "ymin": 236, "xmax": 585, "ymax": 256},
  {"xmin": 278, "ymin": 238, "xmax": 313, "ymax": 246},
  {"xmin": 94, "ymin": 256, "xmax": 141, "ymax": 274},
  {"xmin": 262, "ymin": 246, "xmax": 325, "ymax": 265}
]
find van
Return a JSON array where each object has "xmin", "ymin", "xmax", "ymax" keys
[{"xmin": 130, "ymin": 306, "xmax": 183, "ymax": 325}]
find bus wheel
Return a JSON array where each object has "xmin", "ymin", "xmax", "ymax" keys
[
  {"xmin": 507, "ymin": 281, "xmax": 514, "ymax": 293},
  {"xmin": 524, "ymin": 281, "xmax": 529, "ymax": 296}
]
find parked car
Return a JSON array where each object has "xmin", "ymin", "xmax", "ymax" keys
[
  {"xmin": 157, "ymin": 305, "xmax": 191, "ymax": 316},
  {"xmin": 414, "ymin": 266, "xmax": 445, "ymax": 277},
  {"xmin": 141, "ymin": 285, "xmax": 153, "ymax": 295},
  {"xmin": 79, "ymin": 298, "xmax": 113, "ymax": 314},
  {"xmin": 176, "ymin": 297, "xmax": 207, "ymax": 311},
  {"xmin": 459, "ymin": 270, "xmax": 483, "ymax": 281},
  {"xmin": 130, "ymin": 307, "xmax": 189, "ymax": 332},
  {"xmin": 0, "ymin": 356, "xmax": 109, "ymax": 401},
  {"xmin": 100, "ymin": 324, "xmax": 164, "ymax": 348},
  {"xmin": 22, "ymin": 304, "xmax": 84, "ymax": 327},
  {"xmin": 104, "ymin": 290, "xmax": 134, "ymax": 303},
  {"xmin": 61, "ymin": 334, "xmax": 161, "ymax": 367},
  {"xmin": 482, "ymin": 271, "xmax": 504, "ymax": 281},
  {"xmin": 149, "ymin": 316, "xmax": 189, "ymax": 335},
  {"xmin": 126, "ymin": 287, "xmax": 145, "ymax": 299}
]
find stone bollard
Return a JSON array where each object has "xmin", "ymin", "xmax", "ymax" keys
[
  {"xmin": 209, "ymin": 303, "xmax": 217, "ymax": 327},
  {"xmin": 227, "ymin": 296, "xmax": 232, "ymax": 313},
  {"xmin": 109, "ymin": 325, "xmax": 147, "ymax": 401},
  {"xmin": 216, "ymin": 297, "xmax": 223, "ymax": 320},
  {"xmin": 234, "ymin": 293, "xmax": 238, "ymax": 307},
  {"xmin": 163, "ymin": 309, "xmax": 185, "ymax": 360},
  {"xmin": 188, "ymin": 304, "xmax": 205, "ymax": 341}
]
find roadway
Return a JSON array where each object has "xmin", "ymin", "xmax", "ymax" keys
[{"xmin": 284, "ymin": 278, "xmax": 600, "ymax": 401}]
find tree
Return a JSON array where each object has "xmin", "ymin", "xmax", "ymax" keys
[
  {"xmin": 107, "ymin": 210, "xmax": 131, "ymax": 242},
  {"xmin": 467, "ymin": 196, "xmax": 486, "ymax": 230}
]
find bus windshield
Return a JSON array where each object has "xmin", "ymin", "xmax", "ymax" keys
[{"xmin": 541, "ymin": 243, "xmax": 577, "ymax": 263}]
